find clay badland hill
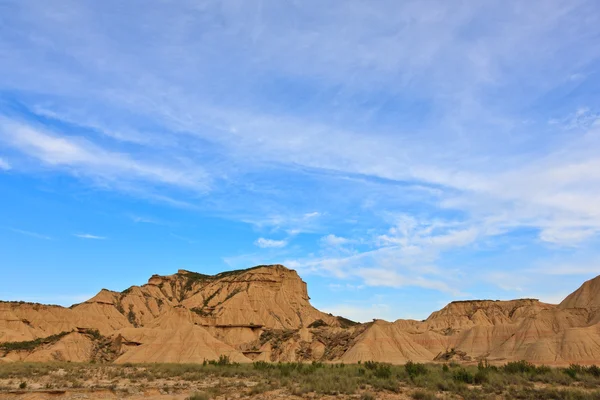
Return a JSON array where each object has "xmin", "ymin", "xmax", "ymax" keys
[{"xmin": 2, "ymin": 264, "xmax": 600, "ymax": 366}]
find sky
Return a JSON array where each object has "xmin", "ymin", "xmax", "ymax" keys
[{"xmin": 1, "ymin": 0, "xmax": 600, "ymax": 322}]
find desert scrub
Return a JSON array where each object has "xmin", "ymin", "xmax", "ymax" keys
[
  {"xmin": 411, "ymin": 389, "xmax": 436, "ymax": 400},
  {"xmin": 2, "ymin": 361, "xmax": 600, "ymax": 398},
  {"xmin": 186, "ymin": 393, "xmax": 210, "ymax": 400},
  {"xmin": 0, "ymin": 331, "xmax": 71, "ymax": 352},
  {"xmin": 127, "ymin": 304, "xmax": 138, "ymax": 327},
  {"xmin": 405, "ymin": 360, "xmax": 428, "ymax": 378}
]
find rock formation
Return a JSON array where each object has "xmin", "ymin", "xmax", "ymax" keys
[{"xmin": 1, "ymin": 264, "xmax": 600, "ymax": 365}]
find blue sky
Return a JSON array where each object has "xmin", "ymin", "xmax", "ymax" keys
[{"xmin": 1, "ymin": 0, "xmax": 600, "ymax": 321}]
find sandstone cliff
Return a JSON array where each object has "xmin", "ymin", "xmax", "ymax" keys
[{"xmin": 2, "ymin": 265, "xmax": 600, "ymax": 366}]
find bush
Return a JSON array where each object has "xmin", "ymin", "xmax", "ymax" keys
[
  {"xmin": 364, "ymin": 361, "xmax": 380, "ymax": 370},
  {"xmin": 19, "ymin": 381, "xmax": 27, "ymax": 389},
  {"xmin": 373, "ymin": 364, "xmax": 392, "ymax": 379},
  {"xmin": 278, "ymin": 363, "xmax": 296, "ymax": 377},
  {"xmin": 0, "ymin": 331, "xmax": 71, "ymax": 352},
  {"xmin": 405, "ymin": 361, "xmax": 428, "ymax": 378},
  {"xmin": 474, "ymin": 370, "xmax": 489, "ymax": 384},
  {"xmin": 503, "ymin": 360, "xmax": 536, "ymax": 374},
  {"xmin": 85, "ymin": 329, "xmax": 102, "ymax": 340},
  {"xmin": 564, "ymin": 365, "xmax": 579, "ymax": 380},
  {"xmin": 253, "ymin": 361, "xmax": 272, "ymax": 370},
  {"xmin": 207, "ymin": 355, "xmax": 231, "ymax": 366},
  {"xmin": 588, "ymin": 365, "xmax": 600, "ymax": 377},
  {"xmin": 453, "ymin": 368, "xmax": 475, "ymax": 384},
  {"xmin": 535, "ymin": 365, "xmax": 552, "ymax": 375},
  {"xmin": 308, "ymin": 319, "xmax": 328, "ymax": 328}
]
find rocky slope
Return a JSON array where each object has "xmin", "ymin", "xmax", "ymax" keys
[{"xmin": 1, "ymin": 265, "xmax": 600, "ymax": 365}]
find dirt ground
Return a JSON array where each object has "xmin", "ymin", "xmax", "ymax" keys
[
  {"xmin": 0, "ymin": 387, "xmax": 416, "ymax": 400},
  {"xmin": 0, "ymin": 375, "xmax": 416, "ymax": 400}
]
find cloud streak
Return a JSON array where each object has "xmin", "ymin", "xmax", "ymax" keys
[
  {"xmin": 0, "ymin": 157, "xmax": 10, "ymax": 170},
  {"xmin": 10, "ymin": 228, "xmax": 51, "ymax": 240},
  {"xmin": 74, "ymin": 233, "xmax": 106, "ymax": 240},
  {"xmin": 1, "ymin": 0, "xmax": 600, "ymax": 310},
  {"xmin": 255, "ymin": 238, "xmax": 288, "ymax": 248},
  {"xmin": 0, "ymin": 117, "xmax": 211, "ymax": 195}
]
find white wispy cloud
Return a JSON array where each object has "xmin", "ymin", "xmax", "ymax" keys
[
  {"xmin": 242, "ymin": 211, "xmax": 324, "ymax": 235},
  {"xmin": 303, "ymin": 212, "xmax": 321, "ymax": 219},
  {"xmin": 1, "ymin": 1, "xmax": 600, "ymax": 309},
  {"xmin": 128, "ymin": 214, "xmax": 170, "ymax": 226},
  {"xmin": 130, "ymin": 215, "xmax": 158, "ymax": 224},
  {"xmin": 286, "ymin": 245, "xmax": 461, "ymax": 295},
  {"xmin": 321, "ymin": 234, "xmax": 351, "ymax": 247},
  {"xmin": 10, "ymin": 228, "xmax": 51, "ymax": 240},
  {"xmin": 74, "ymin": 233, "xmax": 106, "ymax": 240},
  {"xmin": 2, "ymin": 2, "xmax": 598, "ymax": 249},
  {"xmin": 528, "ymin": 264, "xmax": 600, "ymax": 276},
  {"xmin": 321, "ymin": 303, "xmax": 401, "ymax": 323},
  {"xmin": 0, "ymin": 157, "xmax": 10, "ymax": 170},
  {"xmin": 254, "ymin": 237, "xmax": 288, "ymax": 248},
  {"xmin": 0, "ymin": 117, "xmax": 211, "ymax": 195},
  {"xmin": 329, "ymin": 283, "xmax": 365, "ymax": 291},
  {"xmin": 169, "ymin": 233, "xmax": 197, "ymax": 244}
]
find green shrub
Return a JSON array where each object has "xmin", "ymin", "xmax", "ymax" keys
[
  {"xmin": 278, "ymin": 363, "xmax": 295, "ymax": 377},
  {"xmin": 373, "ymin": 364, "xmax": 392, "ymax": 379},
  {"xmin": 588, "ymin": 365, "xmax": 600, "ymax": 377},
  {"xmin": 308, "ymin": 319, "xmax": 328, "ymax": 328},
  {"xmin": 535, "ymin": 365, "xmax": 552, "ymax": 375},
  {"xmin": 453, "ymin": 368, "xmax": 475, "ymax": 384},
  {"xmin": 0, "ymin": 331, "xmax": 71, "ymax": 352},
  {"xmin": 127, "ymin": 307, "xmax": 138, "ymax": 327},
  {"xmin": 503, "ymin": 360, "xmax": 536, "ymax": 374},
  {"xmin": 207, "ymin": 355, "xmax": 231, "ymax": 366},
  {"xmin": 364, "ymin": 361, "xmax": 380, "ymax": 370},
  {"xmin": 85, "ymin": 329, "xmax": 102, "ymax": 341},
  {"xmin": 253, "ymin": 361, "xmax": 272, "ymax": 370},
  {"xmin": 19, "ymin": 381, "xmax": 27, "ymax": 389},
  {"xmin": 564, "ymin": 365, "xmax": 579, "ymax": 380},
  {"xmin": 474, "ymin": 369, "xmax": 489, "ymax": 384},
  {"xmin": 405, "ymin": 361, "xmax": 428, "ymax": 378}
]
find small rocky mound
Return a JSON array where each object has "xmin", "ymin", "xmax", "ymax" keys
[
  {"xmin": 434, "ymin": 348, "xmax": 473, "ymax": 362},
  {"xmin": 560, "ymin": 275, "xmax": 600, "ymax": 311}
]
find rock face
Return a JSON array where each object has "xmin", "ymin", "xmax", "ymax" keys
[
  {"xmin": 2, "ymin": 265, "xmax": 600, "ymax": 365},
  {"xmin": 560, "ymin": 275, "xmax": 600, "ymax": 313}
]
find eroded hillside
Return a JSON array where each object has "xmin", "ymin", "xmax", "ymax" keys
[{"xmin": 2, "ymin": 265, "xmax": 600, "ymax": 366}]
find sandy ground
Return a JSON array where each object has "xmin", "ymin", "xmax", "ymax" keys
[
  {"xmin": 0, "ymin": 388, "xmax": 417, "ymax": 400},
  {"xmin": 0, "ymin": 375, "xmax": 418, "ymax": 400}
]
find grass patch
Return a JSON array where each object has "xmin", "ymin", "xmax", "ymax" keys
[
  {"xmin": 308, "ymin": 319, "xmax": 328, "ymax": 328},
  {"xmin": 1, "ymin": 360, "xmax": 600, "ymax": 398},
  {"xmin": 0, "ymin": 331, "xmax": 71, "ymax": 352}
]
